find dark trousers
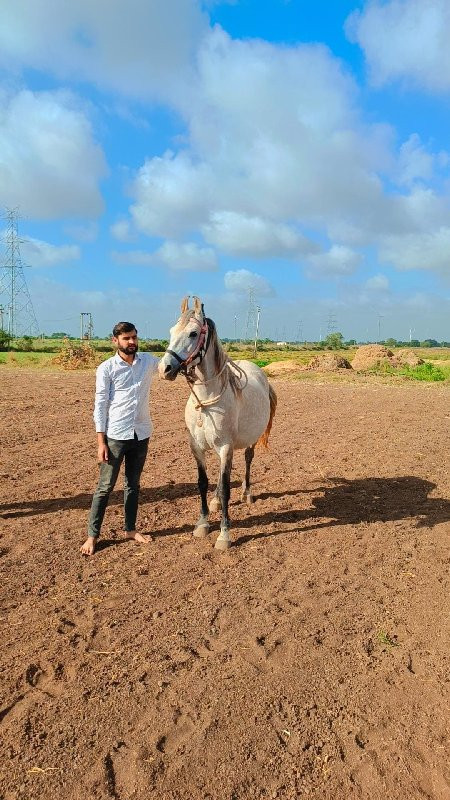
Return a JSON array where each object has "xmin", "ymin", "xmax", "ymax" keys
[{"xmin": 87, "ymin": 434, "xmax": 149, "ymax": 538}]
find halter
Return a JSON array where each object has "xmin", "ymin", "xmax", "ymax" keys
[
  {"xmin": 164, "ymin": 313, "xmax": 247, "ymax": 427},
  {"xmin": 166, "ymin": 316, "xmax": 211, "ymax": 375}
]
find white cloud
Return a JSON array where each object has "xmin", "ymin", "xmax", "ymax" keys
[
  {"xmin": 379, "ymin": 228, "xmax": 450, "ymax": 274},
  {"xmin": 155, "ymin": 241, "xmax": 218, "ymax": 271},
  {"xmin": 0, "ymin": 0, "xmax": 207, "ymax": 103},
  {"xmin": 110, "ymin": 219, "xmax": 135, "ymax": 242},
  {"xmin": 2, "ymin": 0, "xmax": 450, "ymax": 286},
  {"xmin": 202, "ymin": 211, "xmax": 318, "ymax": 258},
  {"xmin": 306, "ymin": 245, "xmax": 363, "ymax": 277},
  {"xmin": 346, "ymin": 0, "xmax": 450, "ymax": 92},
  {"xmin": 127, "ymin": 28, "xmax": 397, "ymax": 245},
  {"xmin": 397, "ymin": 134, "xmax": 435, "ymax": 187},
  {"xmin": 112, "ymin": 241, "xmax": 218, "ymax": 271},
  {"xmin": 130, "ymin": 152, "xmax": 213, "ymax": 238},
  {"xmin": 365, "ymin": 273, "xmax": 390, "ymax": 291},
  {"xmin": 22, "ymin": 237, "xmax": 80, "ymax": 267},
  {"xmin": 0, "ymin": 89, "xmax": 107, "ymax": 218},
  {"xmin": 64, "ymin": 222, "xmax": 98, "ymax": 242},
  {"xmin": 224, "ymin": 269, "xmax": 275, "ymax": 297}
]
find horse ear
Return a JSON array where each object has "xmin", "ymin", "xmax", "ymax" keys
[
  {"xmin": 193, "ymin": 296, "xmax": 203, "ymax": 317},
  {"xmin": 180, "ymin": 296, "xmax": 190, "ymax": 313}
]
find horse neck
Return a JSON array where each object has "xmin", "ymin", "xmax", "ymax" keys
[{"xmin": 193, "ymin": 329, "xmax": 227, "ymax": 385}]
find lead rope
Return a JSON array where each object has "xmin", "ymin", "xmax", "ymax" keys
[{"xmin": 186, "ymin": 358, "xmax": 248, "ymax": 427}]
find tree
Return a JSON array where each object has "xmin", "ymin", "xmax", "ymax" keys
[
  {"xmin": 0, "ymin": 328, "xmax": 11, "ymax": 351},
  {"xmin": 420, "ymin": 339, "xmax": 439, "ymax": 348},
  {"xmin": 385, "ymin": 337, "xmax": 397, "ymax": 348},
  {"xmin": 324, "ymin": 332, "xmax": 344, "ymax": 349},
  {"xmin": 16, "ymin": 335, "xmax": 34, "ymax": 351}
]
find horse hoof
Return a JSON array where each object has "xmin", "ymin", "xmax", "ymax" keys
[
  {"xmin": 193, "ymin": 525, "xmax": 209, "ymax": 539},
  {"xmin": 214, "ymin": 537, "xmax": 231, "ymax": 551},
  {"xmin": 209, "ymin": 497, "xmax": 221, "ymax": 512},
  {"xmin": 241, "ymin": 491, "xmax": 254, "ymax": 505}
]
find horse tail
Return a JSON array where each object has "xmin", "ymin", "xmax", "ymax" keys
[{"xmin": 256, "ymin": 383, "xmax": 277, "ymax": 449}]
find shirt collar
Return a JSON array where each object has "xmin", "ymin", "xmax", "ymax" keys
[{"xmin": 114, "ymin": 350, "xmax": 141, "ymax": 365}]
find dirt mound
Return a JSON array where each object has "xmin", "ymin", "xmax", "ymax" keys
[
  {"xmin": 307, "ymin": 353, "xmax": 352, "ymax": 371},
  {"xmin": 391, "ymin": 349, "xmax": 424, "ymax": 367},
  {"xmin": 351, "ymin": 345, "xmax": 394, "ymax": 370},
  {"xmin": 262, "ymin": 359, "xmax": 303, "ymax": 376}
]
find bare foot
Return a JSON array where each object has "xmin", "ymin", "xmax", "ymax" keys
[
  {"xmin": 125, "ymin": 531, "xmax": 153, "ymax": 544},
  {"xmin": 80, "ymin": 537, "xmax": 96, "ymax": 556}
]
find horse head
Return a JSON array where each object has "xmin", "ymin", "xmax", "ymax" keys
[{"xmin": 159, "ymin": 296, "xmax": 208, "ymax": 380}]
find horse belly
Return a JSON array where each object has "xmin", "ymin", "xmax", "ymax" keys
[{"xmin": 235, "ymin": 381, "xmax": 270, "ymax": 449}]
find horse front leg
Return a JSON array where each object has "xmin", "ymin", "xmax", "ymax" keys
[
  {"xmin": 189, "ymin": 437, "xmax": 210, "ymax": 539},
  {"xmin": 215, "ymin": 444, "xmax": 233, "ymax": 550}
]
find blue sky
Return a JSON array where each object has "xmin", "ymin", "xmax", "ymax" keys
[{"xmin": 1, "ymin": 0, "xmax": 449, "ymax": 341}]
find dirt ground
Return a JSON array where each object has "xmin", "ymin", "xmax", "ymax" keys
[{"xmin": 0, "ymin": 367, "xmax": 449, "ymax": 800}]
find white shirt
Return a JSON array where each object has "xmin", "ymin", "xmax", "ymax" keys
[{"xmin": 93, "ymin": 351, "xmax": 159, "ymax": 440}]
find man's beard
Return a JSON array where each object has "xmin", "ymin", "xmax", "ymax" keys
[{"xmin": 118, "ymin": 343, "xmax": 138, "ymax": 356}]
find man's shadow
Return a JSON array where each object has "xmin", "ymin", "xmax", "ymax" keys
[{"xmin": 0, "ymin": 481, "xmax": 240, "ymax": 519}]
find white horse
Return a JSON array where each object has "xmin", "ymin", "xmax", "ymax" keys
[{"xmin": 159, "ymin": 296, "xmax": 277, "ymax": 550}]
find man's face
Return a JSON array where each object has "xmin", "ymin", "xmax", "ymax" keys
[{"xmin": 114, "ymin": 329, "xmax": 138, "ymax": 356}]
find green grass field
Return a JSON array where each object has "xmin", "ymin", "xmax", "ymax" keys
[{"xmin": 1, "ymin": 341, "xmax": 449, "ymax": 382}]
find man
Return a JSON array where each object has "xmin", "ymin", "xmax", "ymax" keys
[{"xmin": 80, "ymin": 322, "xmax": 159, "ymax": 556}]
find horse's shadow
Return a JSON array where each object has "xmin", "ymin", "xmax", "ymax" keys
[
  {"xmin": 2, "ymin": 476, "xmax": 447, "ymax": 548},
  {"xmin": 236, "ymin": 475, "xmax": 449, "ymax": 545}
]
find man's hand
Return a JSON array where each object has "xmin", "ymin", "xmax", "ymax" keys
[
  {"xmin": 97, "ymin": 433, "xmax": 108, "ymax": 463},
  {"xmin": 97, "ymin": 443, "xmax": 109, "ymax": 463}
]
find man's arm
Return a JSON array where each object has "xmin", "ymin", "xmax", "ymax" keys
[{"xmin": 93, "ymin": 364, "xmax": 110, "ymax": 462}]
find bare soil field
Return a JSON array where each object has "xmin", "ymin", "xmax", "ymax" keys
[{"xmin": 0, "ymin": 367, "xmax": 449, "ymax": 800}]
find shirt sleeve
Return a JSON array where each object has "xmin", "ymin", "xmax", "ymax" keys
[
  {"xmin": 146, "ymin": 352, "xmax": 160, "ymax": 375},
  {"xmin": 93, "ymin": 362, "xmax": 111, "ymax": 433},
  {"xmin": 152, "ymin": 353, "xmax": 160, "ymax": 374}
]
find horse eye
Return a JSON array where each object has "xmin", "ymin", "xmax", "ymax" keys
[{"xmin": 189, "ymin": 331, "xmax": 197, "ymax": 338}]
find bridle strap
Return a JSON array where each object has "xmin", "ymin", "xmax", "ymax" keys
[{"xmin": 166, "ymin": 317, "xmax": 213, "ymax": 373}]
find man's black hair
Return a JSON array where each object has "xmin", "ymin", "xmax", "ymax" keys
[{"xmin": 112, "ymin": 321, "xmax": 137, "ymax": 337}]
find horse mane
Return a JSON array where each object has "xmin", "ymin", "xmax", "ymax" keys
[
  {"xmin": 176, "ymin": 310, "xmax": 243, "ymax": 395},
  {"xmin": 207, "ymin": 318, "xmax": 242, "ymax": 396}
]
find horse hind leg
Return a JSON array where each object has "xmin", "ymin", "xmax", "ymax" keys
[{"xmin": 241, "ymin": 445, "xmax": 255, "ymax": 505}]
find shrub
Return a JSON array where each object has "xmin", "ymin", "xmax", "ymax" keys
[
  {"xmin": 52, "ymin": 338, "xmax": 98, "ymax": 370},
  {"xmin": 139, "ymin": 340, "xmax": 167, "ymax": 352},
  {"xmin": 402, "ymin": 362, "xmax": 445, "ymax": 382},
  {"xmin": 369, "ymin": 360, "xmax": 445, "ymax": 382},
  {"xmin": 15, "ymin": 336, "xmax": 34, "ymax": 351}
]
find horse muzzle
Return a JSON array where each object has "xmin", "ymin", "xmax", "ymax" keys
[{"xmin": 158, "ymin": 353, "xmax": 181, "ymax": 381}]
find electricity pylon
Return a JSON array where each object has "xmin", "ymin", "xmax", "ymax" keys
[
  {"xmin": 245, "ymin": 287, "xmax": 257, "ymax": 341},
  {"xmin": 0, "ymin": 208, "xmax": 39, "ymax": 337}
]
